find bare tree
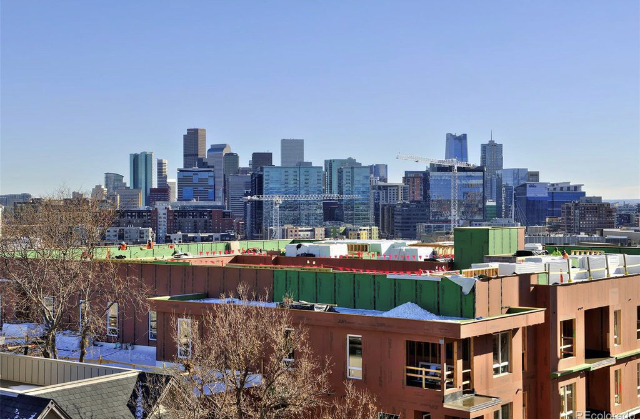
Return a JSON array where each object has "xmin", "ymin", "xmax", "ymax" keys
[
  {"xmin": 0, "ymin": 189, "xmax": 149, "ymax": 361},
  {"xmin": 318, "ymin": 380, "xmax": 380, "ymax": 419},
  {"xmin": 163, "ymin": 285, "xmax": 333, "ymax": 419}
]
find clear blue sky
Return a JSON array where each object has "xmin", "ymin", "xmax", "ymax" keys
[{"xmin": 1, "ymin": 1, "xmax": 639, "ymax": 198}]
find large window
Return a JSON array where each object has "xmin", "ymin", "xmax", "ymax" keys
[
  {"xmin": 493, "ymin": 332, "xmax": 511, "ymax": 376},
  {"xmin": 560, "ymin": 319, "xmax": 575, "ymax": 358},
  {"xmin": 177, "ymin": 318, "xmax": 192, "ymax": 359},
  {"xmin": 347, "ymin": 335, "xmax": 362, "ymax": 379},
  {"xmin": 107, "ymin": 303, "xmax": 118, "ymax": 337},
  {"xmin": 614, "ymin": 310, "xmax": 622, "ymax": 346},
  {"xmin": 560, "ymin": 383, "xmax": 575, "ymax": 419},
  {"xmin": 493, "ymin": 403, "xmax": 512, "ymax": 419},
  {"xmin": 43, "ymin": 297, "xmax": 55, "ymax": 318},
  {"xmin": 149, "ymin": 311, "xmax": 157, "ymax": 341},
  {"xmin": 614, "ymin": 369, "xmax": 622, "ymax": 405}
]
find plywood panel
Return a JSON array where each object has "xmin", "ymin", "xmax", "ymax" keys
[
  {"xmin": 299, "ymin": 271, "xmax": 317, "ymax": 303},
  {"xmin": 335, "ymin": 273, "xmax": 355, "ymax": 308},
  {"xmin": 316, "ymin": 272, "xmax": 336, "ymax": 305},
  {"xmin": 355, "ymin": 274, "xmax": 374, "ymax": 310}
]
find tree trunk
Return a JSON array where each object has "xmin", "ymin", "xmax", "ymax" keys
[{"xmin": 79, "ymin": 330, "xmax": 88, "ymax": 362}]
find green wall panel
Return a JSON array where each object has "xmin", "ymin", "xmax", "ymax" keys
[
  {"xmin": 395, "ymin": 279, "xmax": 416, "ymax": 306},
  {"xmin": 354, "ymin": 274, "xmax": 375, "ymax": 310},
  {"xmin": 461, "ymin": 290, "xmax": 475, "ymax": 319},
  {"xmin": 439, "ymin": 277, "xmax": 462, "ymax": 317},
  {"xmin": 416, "ymin": 280, "xmax": 439, "ymax": 314},
  {"xmin": 316, "ymin": 273, "xmax": 336, "ymax": 305},
  {"xmin": 335, "ymin": 273, "xmax": 355, "ymax": 308},
  {"xmin": 274, "ymin": 270, "xmax": 287, "ymax": 302},
  {"xmin": 285, "ymin": 270, "xmax": 299, "ymax": 301},
  {"xmin": 298, "ymin": 271, "xmax": 317, "ymax": 303},
  {"xmin": 374, "ymin": 275, "xmax": 395, "ymax": 311}
]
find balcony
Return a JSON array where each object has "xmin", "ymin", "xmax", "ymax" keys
[{"xmin": 406, "ymin": 339, "xmax": 469, "ymax": 392}]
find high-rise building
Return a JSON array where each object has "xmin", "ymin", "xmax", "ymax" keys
[
  {"xmin": 183, "ymin": 128, "xmax": 206, "ymax": 168},
  {"xmin": 251, "ymin": 152, "xmax": 273, "ymax": 171},
  {"xmin": 249, "ymin": 166, "xmax": 323, "ymax": 238},
  {"xmin": 91, "ymin": 185, "xmax": 107, "ymax": 200},
  {"xmin": 104, "ymin": 173, "xmax": 126, "ymax": 194},
  {"xmin": 177, "ymin": 168, "xmax": 215, "ymax": 202},
  {"xmin": 481, "ymin": 138, "xmax": 503, "ymax": 201},
  {"xmin": 547, "ymin": 182, "xmax": 586, "ymax": 219},
  {"xmin": 0, "ymin": 193, "xmax": 32, "ymax": 209},
  {"xmin": 280, "ymin": 139, "xmax": 304, "ymax": 166},
  {"xmin": 496, "ymin": 168, "xmax": 529, "ymax": 219},
  {"xmin": 157, "ymin": 159, "xmax": 168, "ymax": 188},
  {"xmin": 201, "ymin": 144, "xmax": 231, "ymax": 202},
  {"xmin": 223, "ymin": 153, "xmax": 239, "ymax": 176},
  {"xmin": 514, "ymin": 182, "xmax": 550, "ymax": 226},
  {"xmin": 445, "ymin": 133, "xmax": 468, "ymax": 162},
  {"xmin": 115, "ymin": 188, "xmax": 142, "ymax": 210},
  {"xmin": 226, "ymin": 174, "xmax": 251, "ymax": 219},
  {"xmin": 167, "ymin": 179, "xmax": 177, "ymax": 202},
  {"xmin": 369, "ymin": 164, "xmax": 388, "ymax": 183},
  {"xmin": 129, "ymin": 152, "xmax": 155, "ymax": 206},
  {"xmin": 428, "ymin": 165, "xmax": 485, "ymax": 223},
  {"xmin": 393, "ymin": 201, "xmax": 430, "ymax": 239},
  {"xmin": 338, "ymin": 166, "xmax": 372, "ymax": 226},
  {"xmin": 371, "ymin": 183, "xmax": 407, "ymax": 231},
  {"xmin": 527, "ymin": 171, "xmax": 540, "ymax": 182},
  {"xmin": 149, "ymin": 187, "xmax": 171, "ymax": 207},
  {"xmin": 402, "ymin": 171, "xmax": 429, "ymax": 202},
  {"xmin": 561, "ymin": 196, "xmax": 616, "ymax": 235},
  {"xmin": 324, "ymin": 158, "xmax": 361, "ymax": 194}
]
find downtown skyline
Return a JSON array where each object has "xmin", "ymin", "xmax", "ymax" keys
[{"xmin": 1, "ymin": 1, "xmax": 638, "ymax": 198}]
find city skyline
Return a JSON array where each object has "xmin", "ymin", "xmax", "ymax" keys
[{"xmin": 1, "ymin": 1, "xmax": 638, "ymax": 199}]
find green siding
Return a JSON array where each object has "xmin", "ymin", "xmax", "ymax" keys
[
  {"xmin": 416, "ymin": 280, "xmax": 439, "ymax": 313},
  {"xmin": 273, "ymin": 270, "xmax": 287, "ymax": 302},
  {"xmin": 395, "ymin": 279, "xmax": 416, "ymax": 306},
  {"xmin": 355, "ymin": 274, "xmax": 375, "ymax": 310},
  {"xmin": 285, "ymin": 270, "xmax": 299, "ymax": 300},
  {"xmin": 439, "ymin": 278, "xmax": 462, "ymax": 317},
  {"xmin": 298, "ymin": 271, "xmax": 317, "ymax": 302},
  {"xmin": 316, "ymin": 272, "xmax": 336, "ymax": 304},
  {"xmin": 335, "ymin": 273, "xmax": 355, "ymax": 308},
  {"xmin": 461, "ymin": 290, "xmax": 475, "ymax": 318},
  {"xmin": 374, "ymin": 275, "xmax": 395, "ymax": 311}
]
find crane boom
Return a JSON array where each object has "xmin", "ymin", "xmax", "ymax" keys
[{"xmin": 397, "ymin": 153, "xmax": 476, "ymax": 233}]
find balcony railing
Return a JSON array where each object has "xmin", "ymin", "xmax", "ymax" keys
[{"xmin": 405, "ymin": 365, "xmax": 441, "ymax": 390}]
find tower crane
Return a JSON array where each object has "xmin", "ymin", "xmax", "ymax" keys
[
  {"xmin": 244, "ymin": 194, "xmax": 362, "ymax": 239},
  {"xmin": 396, "ymin": 153, "xmax": 476, "ymax": 233}
]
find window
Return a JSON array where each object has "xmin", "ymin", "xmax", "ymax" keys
[
  {"xmin": 43, "ymin": 297, "xmax": 55, "ymax": 318},
  {"xmin": 637, "ymin": 363, "xmax": 640, "ymax": 397},
  {"xmin": 149, "ymin": 311, "xmax": 157, "ymax": 341},
  {"xmin": 79, "ymin": 300, "xmax": 89, "ymax": 330},
  {"xmin": 493, "ymin": 403, "xmax": 512, "ymax": 419},
  {"xmin": 107, "ymin": 303, "xmax": 118, "ymax": 337},
  {"xmin": 560, "ymin": 383, "xmax": 575, "ymax": 419},
  {"xmin": 347, "ymin": 335, "xmax": 362, "ymax": 379},
  {"xmin": 614, "ymin": 369, "xmax": 622, "ymax": 405},
  {"xmin": 614, "ymin": 310, "xmax": 621, "ymax": 346},
  {"xmin": 378, "ymin": 414, "xmax": 399, "ymax": 419},
  {"xmin": 177, "ymin": 318, "xmax": 192, "ymax": 359},
  {"xmin": 637, "ymin": 306, "xmax": 640, "ymax": 340},
  {"xmin": 493, "ymin": 332, "xmax": 511, "ymax": 375},
  {"xmin": 522, "ymin": 328, "xmax": 527, "ymax": 372},
  {"xmin": 283, "ymin": 328, "xmax": 295, "ymax": 367},
  {"xmin": 560, "ymin": 319, "xmax": 575, "ymax": 358},
  {"xmin": 523, "ymin": 390, "xmax": 528, "ymax": 419}
]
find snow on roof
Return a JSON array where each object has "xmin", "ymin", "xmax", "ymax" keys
[
  {"xmin": 335, "ymin": 303, "xmax": 464, "ymax": 321},
  {"xmin": 187, "ymin": 298, "xmax": 277, "ymax": 308}
]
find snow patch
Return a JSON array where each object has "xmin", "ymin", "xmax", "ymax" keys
[
  {"xmin": 382, "ymin": 302, "xmax": 462, "ymax": 321},
  {"xmin": 1, "ymin": 323, "xmax": 44, "ymax": 341}
]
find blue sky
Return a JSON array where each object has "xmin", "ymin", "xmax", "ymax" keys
[{"xmin": 1, "ymin": 1, "xmax": 638, "ymax": 198}]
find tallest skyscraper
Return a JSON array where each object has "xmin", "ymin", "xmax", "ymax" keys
[
  {"xmin": 445, "ymin": 133, "xmax": 468, "ymax": 162},
  {"xmin": 183, "ymin": 128, "xmax": 206, "ymax": 168}
]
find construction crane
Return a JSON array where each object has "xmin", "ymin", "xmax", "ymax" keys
[
  {"xmin": 396, "ymin": 153, "xmax": 476, "ymax": 233},
  {"xmin": 244, "ymin": 194, "xmax": 362, "ymax": 239}
]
